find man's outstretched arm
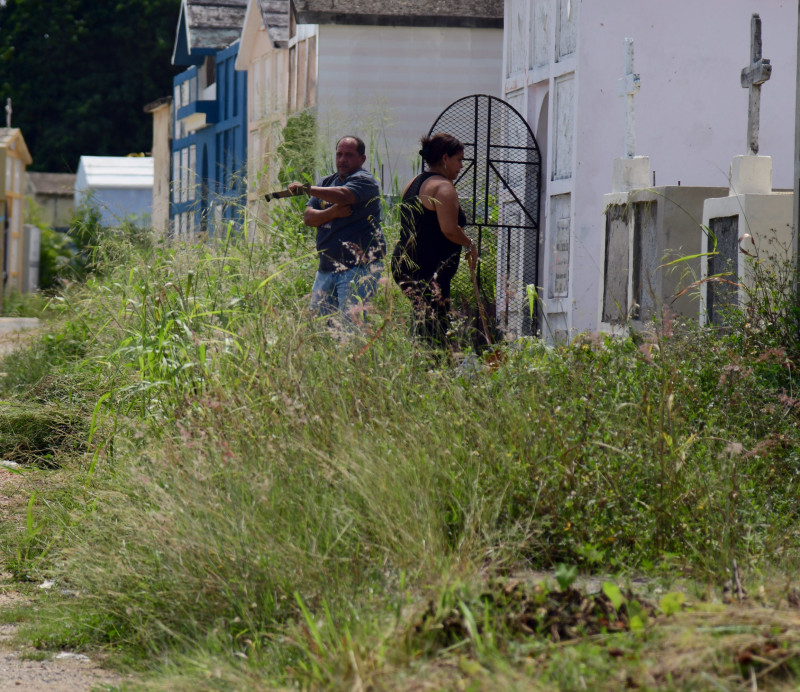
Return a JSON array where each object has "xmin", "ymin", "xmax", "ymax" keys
[{"xmin": 289, "ymin": 181, "xmax": 355, "ymax": 206}]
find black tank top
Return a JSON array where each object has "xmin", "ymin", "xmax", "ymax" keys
[{"xmin": 391, "ymin": 172, "xmax": 467, "ymax": 281}]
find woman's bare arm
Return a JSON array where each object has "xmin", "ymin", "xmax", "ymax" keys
[{"xmin": 421, "ymin": 180, "xmax": 471, "ymax": 247}]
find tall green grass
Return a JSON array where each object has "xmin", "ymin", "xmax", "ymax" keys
[{"xmin": 0, "ymin": 207, "xmax": 799, "ymax": 688}]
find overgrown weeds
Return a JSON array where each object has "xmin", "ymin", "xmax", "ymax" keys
[{"xmin": 0, "ymin": 206, "xmax": 798, "ymax": 689}]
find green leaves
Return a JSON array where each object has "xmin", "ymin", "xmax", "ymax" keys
[
  {"xmin": 659, "ymin": 591, "xmax": 686, "ymax": 616},
  {"xmin": 602, "ymin": 582, "xmax": 648, "ymax": 632},
  {"xmin": 602, "ymin": 581, "xmax": 624, "ymax": 611},
  {"xmin": 555, "ymin": 563, "xmax": 578, "ymax": 591}
]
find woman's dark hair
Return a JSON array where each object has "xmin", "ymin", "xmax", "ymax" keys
[{"xmin": 419, "ymin": 132, "xmax": 464, "ymax": 167}]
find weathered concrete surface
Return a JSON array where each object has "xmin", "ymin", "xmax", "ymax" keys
[
  {"xmin": 0, "ymin": 318, "xmax": 39, "ymax": 334},
  {"xmin": 0, "ymin": 318, "xmax": 40, "ymax": 357}
]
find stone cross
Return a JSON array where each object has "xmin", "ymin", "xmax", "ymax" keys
[
  {"xmin": 617, "ymin": 38, "xmax": 640, "ymax": 158},
  {"xmin": 741, "ymin": 13, "xmax": 772, "ymax": 155},
  {"xmin": 4, "ymin": 98, "xmax": 10, "ymax": 129}
]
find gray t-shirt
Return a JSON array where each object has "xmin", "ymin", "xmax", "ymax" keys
[{"xmin": 308, "ymin": 169, "xmax": 385, "ymax": 272}]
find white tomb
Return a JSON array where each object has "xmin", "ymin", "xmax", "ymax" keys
[
  {"xmin": 502, "ymin": 1, "xmax": 799, "ymax": 339},
  {"xmin": 700, "ymin": 14, "xmax": 793, "ymax": 327},
  {"xmin": 700, "ymin": 157, "xmax": 793, "ymax": 327}
]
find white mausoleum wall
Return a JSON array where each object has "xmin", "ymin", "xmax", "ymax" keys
[
  {"xmin": 315, "ymin": 25, "xmax": 503, "ymax": 192},
  {"xmin": 568, "ymin": 1, "xmax": 796, "ymax": 333}
]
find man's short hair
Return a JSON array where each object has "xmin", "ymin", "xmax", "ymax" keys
[{"xmin": 337, "ymin": 135, "xmax": 366, "ymax": 157}]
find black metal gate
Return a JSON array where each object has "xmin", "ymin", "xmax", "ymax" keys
[{"xmin": 428, "ymin": 94, "xmax": 542, "ymax": 337}]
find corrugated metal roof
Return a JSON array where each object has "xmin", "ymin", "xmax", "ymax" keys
[
  {"xmin": 27, "ymin": 172, "xmax": 76, "ymax": 196},
  {"xmin": 185, "ymin": 0, "xmax": 248, "ymax": 51},
  {"xmin": 291, "ymin": 0, "xmax": 503, "ymax": 28},
  {"xmin": 259, "ymin": 0, "xmax": 289, "ymax": 46},
  {"xmin": 77, "ymin": 157, "xmax": 154, "ymax": 189}
]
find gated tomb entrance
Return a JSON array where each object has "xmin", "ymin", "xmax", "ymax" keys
[{"xmin": 428, "ymin": 94, "xmax": 542, "ymax": 338}]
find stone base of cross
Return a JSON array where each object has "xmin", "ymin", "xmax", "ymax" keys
[
  {"xmin": 612, "ymin": 156, "xmax": 650, "ymax": 194},
  {"xmin": 729, "ymin": 155, "xmax": 772, "ymax": 196}
]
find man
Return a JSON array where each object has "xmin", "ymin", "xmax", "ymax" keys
[{"xmin": 288, "ymin": 136, "xmax": 385, "ymax": 318}]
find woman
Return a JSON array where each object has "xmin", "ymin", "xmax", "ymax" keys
[{"xmin": 391, "ymin": 133, "xmax": 478, "ymax": 347}]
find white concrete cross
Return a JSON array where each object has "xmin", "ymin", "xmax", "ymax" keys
[
  {"xmin": 741, "ymin": 13, "xmax": 772, "ymax": 155},
  {"xmin": 617, "ymin": 38, "xmax": 640, "ymax": 158},
  {"xmin": 4, "ymin": 98, "xmax": 10, "ymax": 129}
]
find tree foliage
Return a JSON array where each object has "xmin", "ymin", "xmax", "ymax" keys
[{"xmin": 0, "ymin": 0, "xmax": 181, "ymax": 172}]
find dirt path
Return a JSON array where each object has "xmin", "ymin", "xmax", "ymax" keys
[
  {"xmin": 0, "ymin": 320, "xmax": 129, "ymax": 691},
  {"xmin": 1, "ymin": 473, "xmax": 129, "ymax": 692},
  {"xmin": 0, "ymin": 625, "xmax": 124, "ymax": 692}
]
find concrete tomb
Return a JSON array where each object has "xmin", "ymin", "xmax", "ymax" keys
[{"xmin": 700, "ymin": 14, "xmax": 793, "ymax": 327}]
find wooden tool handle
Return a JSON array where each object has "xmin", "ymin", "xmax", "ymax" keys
[
  {"xmin": 264, "ymin": 189, "xmax": 294, "ymax": 202},
  {"xmin": 469, "ymin": 260, "xmax": 492, "ymax": 346}
]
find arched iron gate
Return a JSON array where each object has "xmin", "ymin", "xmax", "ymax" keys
[{"xmin": 428, "ymin": 94, "xmax": 542, "ymax": 338}]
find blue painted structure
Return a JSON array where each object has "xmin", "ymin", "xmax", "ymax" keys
[{"xmin": 171, "ymin": 8, "xmax": 248, "ymax": 238}]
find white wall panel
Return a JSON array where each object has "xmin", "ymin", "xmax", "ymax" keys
[
  {"xmin": 507, "ymin": 0, "xmax": 526, "ymax": 77},
  {"xmin": 530, "ymin": 0, "xmax": 550, "ymax": 69},
  {"xmin": 556, "ymin": 0, "xmax": 577, "ymax": 61},
  {"xmin": 553, "ymin": 73, "xmax": 574, "ymax": 181},
  {"xmin": 548, "ymin": 193, "xmax": 571, "ymax": 299}
]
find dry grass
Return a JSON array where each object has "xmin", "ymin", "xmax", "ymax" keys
[{"xmin": 635, "ymin": 605, "xmax": 800, "ymax": 690}]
